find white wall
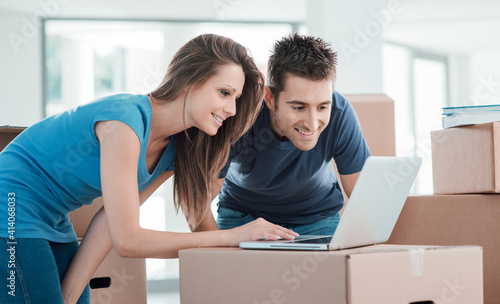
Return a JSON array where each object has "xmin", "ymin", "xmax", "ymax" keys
[
  {"xmin": 0, "ymin": 7, "xmax": 43, "ymax": 126},
  {"xmin": 468, "ymin": 51, "xmax": 500, "ymax": 106},
  {"xmin": 448, "ymin": 54, "xmax": 470, "ymax": 106},
  {"xmin": 446, "ymin": 50, "xmax": 500, "ymax": 108},
  {"xmin": 306, "ymin": 0, "xmax": 387, "ymax": 94}
]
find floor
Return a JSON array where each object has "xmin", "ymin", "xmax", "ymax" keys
[{"xmin": 147, "ymin": 291, "xmax": 180, "ymax": 304}]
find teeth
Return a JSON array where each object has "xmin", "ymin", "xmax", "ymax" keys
[
  {"xmin": 212, "ymin": 114, "xmax": 223, "ymax": 123},
  {"xmin": 297, "ymin": 129, "xmax": 313, "ymax": 136}
]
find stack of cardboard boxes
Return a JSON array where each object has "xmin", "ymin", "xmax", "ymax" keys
[
  {"xmin": 179, "ymin": 95, "xmax": 484, "ymax": 304},
  {"xmin": 0, "ymin": 126, "xmax": 147, "ymax": 304},
  {"xmin": 388, "ymin": 121, "xmax": 500, "ymax": 303}
]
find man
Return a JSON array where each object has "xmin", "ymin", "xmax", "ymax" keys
[{"xmin": 196, "ymin": 33, "xmax": 371, "ymax": 236}]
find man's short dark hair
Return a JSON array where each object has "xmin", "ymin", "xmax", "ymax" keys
[{"xmin": 267, "ymin": 33, "xmax": 337, "ymax": 100}]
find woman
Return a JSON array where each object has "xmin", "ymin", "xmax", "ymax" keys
[{"xmin": 0, "ymin": 34, "xmax": 297, "ymax": 304}]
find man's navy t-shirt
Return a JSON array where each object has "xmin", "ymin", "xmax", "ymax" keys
[{"xmin": 218, "ymin": 91, "xmax": 371, "ymax": 225}]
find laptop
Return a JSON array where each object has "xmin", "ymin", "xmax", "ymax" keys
[{"xmin": 239, "ymin": 156, "xmax": 422, "ymax": 250}]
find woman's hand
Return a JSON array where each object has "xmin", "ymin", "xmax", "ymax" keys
[{"xmin": 225, "ymin": 217, "xmax": 298, "ymax": 246}]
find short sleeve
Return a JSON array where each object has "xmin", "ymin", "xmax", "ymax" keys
[
  {"xmin": 330, "ymin": 94, "xmax": 371, "ymax": 175},
  {"xmin": 91, "ymin": 98, "xmax": 147, "ymax": 144}
]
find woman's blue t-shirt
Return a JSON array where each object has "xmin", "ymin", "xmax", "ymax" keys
[{"xmin": 0, "ymin": 94, "xmax": 175, "ymax": 243}]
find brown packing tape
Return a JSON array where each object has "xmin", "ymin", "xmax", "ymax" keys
[
  {"xmin": 408, "ymin": 248, "xmax": 425, "ymax": 276},
  {"xmin": 345, "ymin": 245, "xmax": 427, "ymax": 277}
]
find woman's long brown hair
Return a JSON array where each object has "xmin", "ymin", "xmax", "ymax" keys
[{"xmin": 150, "ymin": 34, "xmax": 264, "ymax": 229}]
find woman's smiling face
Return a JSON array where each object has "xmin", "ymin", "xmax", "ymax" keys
[{"xmin": 185, "ymin": 64, "xmax": 245, "ymax": 136}]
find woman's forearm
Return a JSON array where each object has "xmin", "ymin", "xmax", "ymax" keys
[
  {"xmin": 111, "ymin": 216, "xmax": 295, "ymax": 259},
  {"xmin": 112, "ymin": 227, "xmax": 230, "ymax": 259},
  {"xmin": 61, "ymin": 206, "xmax": 113, "ymax": 304}
]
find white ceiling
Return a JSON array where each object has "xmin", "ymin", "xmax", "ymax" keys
[{"xmin": 383, "ymin": 0, "xmax": 500, "ymax": 54}]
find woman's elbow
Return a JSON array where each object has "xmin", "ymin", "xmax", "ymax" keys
[
  {"xmin": 113, "ymin": 243, "xmax": 134, "ymax": 258},
  {"xmin": 111, "ymin": 232, "xmax": 139, "ymax": 258}
]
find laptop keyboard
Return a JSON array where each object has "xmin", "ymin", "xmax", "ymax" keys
[{"xmin": 289, "ymin": 236, "xmax": 333, "ymax": 244}]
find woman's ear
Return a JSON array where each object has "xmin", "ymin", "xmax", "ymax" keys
[{"xmin": 264, "ymin": 86, "xmax": 275, "ymax": 111}]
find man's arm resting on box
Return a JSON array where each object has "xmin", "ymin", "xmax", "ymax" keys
[
  {"xmin": 339, "ymin": 171, "xmax": 361, "ymax": 199},
  {"xmin": 337, "ymin": 171, "xmax": 360, "ymax": 216},
  {"xmin": 61, "ymin": 169, "xmax": 173, "ymax": 304},
  {"xmin": 191, "ymin": 177, "xmax": 225, "ymax": 232}
]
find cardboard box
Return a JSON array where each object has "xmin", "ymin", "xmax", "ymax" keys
[
  {"xmin": 69, "ymin": 200, "xmax": 104, "ymax": 237},
  {"xmin": 0, "ymin": 125, "xmax": 25, "ymax": 150},
  {"xmin": 387, "ymin": 194, "xmax": 500, "ymax": 304},
  {"xmin": 179, "ymin": 245, "xmax": 482, "ymax": 304},
  {"xmin": 431, "ymin": 122, "xmax": 500, "ymax": 194},
  {"xmin": 70, "ymin": 202, "xmax": 147, "ymax": 304},
  {"xmin": 346, "ymin": 94, "xmax": 395, "ymax": 157},
  {"xmin": 87, "ymin": 243, "xmax": 147, "ymax": 304}
]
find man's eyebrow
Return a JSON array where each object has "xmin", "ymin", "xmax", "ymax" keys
[
  {"xmin": 285, "ymin": 100, "xmax": 332, "ymax": 106},
  {"xmin": 285, "ymin": 100, "xmax": 306, "ymax": 106}
]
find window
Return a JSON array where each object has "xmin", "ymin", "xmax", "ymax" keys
[{"xmin": 383, "ymin": 43, "xmax": 449, "ymax": 194}]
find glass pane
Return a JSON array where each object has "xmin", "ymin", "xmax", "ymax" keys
[
  {"xmin": 382, "ymin": 44, "xmax": 413, "ymax": 157},
  {"xmin": 140, "ymin": 195, "xmax": 168, "ymax": 280},
  {"xmin": 383, "ymin": 43, "xmax": 448, "ymax": 194},
  {"xmin": 413, "ymin": 57, "xmax": 447, "ymax": 194},
  {"xmin": 196, "ymin": 22, "xmax": 293, "ymax": 79},
  {"xmin": 45, "ymin": 20, "xmax": 293, "ymax": 117},
  {"xmin": 45, "ymin": 20, "xmax": 167, "ymax": 116}
]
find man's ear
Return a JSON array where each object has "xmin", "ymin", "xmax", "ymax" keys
[{"xmin": 264, "ymin": 86, "xmax": 275, "ymax": 111}]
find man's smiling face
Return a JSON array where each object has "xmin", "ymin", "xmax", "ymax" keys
[{"xmin": 265, "ymin": 74, "xmax": 333, "ymax": 151}]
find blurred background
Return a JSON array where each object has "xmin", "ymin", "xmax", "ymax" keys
[{"xmin": 1, "ymin": 0, "xmax": 499, "ymax": 302}]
